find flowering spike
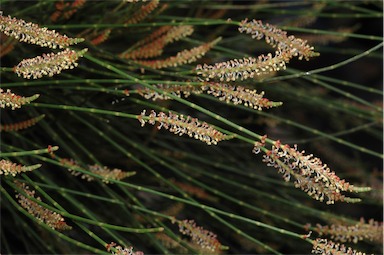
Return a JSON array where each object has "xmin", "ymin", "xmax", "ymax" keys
[
  {"xmin": 253, "ymin": 142, "xmax": 371, "ymax": 204},
  {"xmin": 0, "ymin": 89, "xmax": 39, "ymax": 109},
  {"xmin": 133, "ymin": 26, "xmax": 172, "ymax": 48},
  {"xmin": 314, "ymin": 218, "xmax": 383, "ymax": 244},
  {"xmin": 1, "ymin": 114, "xmax": 45, "ymax": 132},
  {"xmin": 14, "ymin": 181, "xmax": 71, "ymax": 230},
  {"xmin": 0, "ymin": 159, "xmax": 41, "ymax": 176},
  {"xmin": 176, "ymin": 219, "xmax": 223, "ymax": 252},
  {"xmin": 196, "ymin": 51, "xmax": 289, "ymax": 82},
  {"xmin": 138, "ymin": 83, "xmax": 201, "ymax": 100},
  {"xmin": 14, "ymin": 48, "xmax": 87, "ymax": 79},
  {"xmin": 136, "ymin": 37, "xmax": 220, "ymax": 69},
  {"xmin": 86, "ymin": 164, "xmax": 136, "ymax": 183},
  {"xmin": 90, "ymin": 29, "xmax": 111, "ymax": 45},
  {"xmin": 0, "ymin": 12, "xmax": 84, "ymax": 49},
  {"xmin": 138, "ymin": 110, "xmax": 232, "ymax": 145},
  {"xmin": 124, "ymin": 0, "xmax": 159, "ymax": 24},
  {"xmin": 61, "ymin": 158, "xmax": 135, "ymax": 183},
  {"xmin": 202, "ymin": 82, "xmax": 282, "ymax": 110},
  {"xmin": 239, "ymin": 19, "xmax": 319, "ymax": 60},
  {"xmin": 120, "ymin": 26, "xmax": 194, "ymax": 59}
]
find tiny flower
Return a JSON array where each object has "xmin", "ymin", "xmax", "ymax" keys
[
  {"xmin": 0, "ymin": 159, "xmax": 41, "ymax": 176},
  {"xmin": 0, "ymin": 12, "xmax": 84, "ymax": 49},
  {"xmin": 0, "ymin": 89, "xmax": 39, "ymax": 109},
  {"xmin": 138, "ymin": 110, "xmax": 232, "ymax": 145},
  {"xmin": 14, "ymin": 48, "xmax": 88, "ymax": 79}
]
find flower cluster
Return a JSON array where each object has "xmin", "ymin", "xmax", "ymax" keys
[
  {"xmin": 177, "ymin": 219, "xmax": 222, "ymax": 252},
  {"xmin": 138, "ymin": 110, "xmax": 231, "ymax": 145},
  {"xmin": 106, "ymin": 242, "xmax": 144, "ymax": 255},
  {"xmin": 134, "ymin": 26, "xmax": 172, "ymax": 47},
  {"xmin": 202, "ymin": 82, "xmax": 282, "ymax": 110},
  {"xmin": 0, "ymin": 89, "xmax": 40, "ymax": 110},
  {"xmin": 136, "ymin": 38, "xmax": 220, "ymax": 69},
  {"xmin": 196, "ymin": 19, "xmax": 319, "ymax": 82},
  {"xmin": 61, "ymin": 158, "xmax": 135, "ymax": 183},
  {"xmin": 137, "ymin": 83, "xmax": 200, "ymax": 100},
  {"xmin": 90, "ymin": 29, "xmax": 111, "ymax": 45},
  {"xmin": 312, "ymin": 238, "xmax": 366, "ymax": 255},
  {"xmin": 0, "ymin": 159, "xmax": 41, "ymax": 176},
  {"xmin": 124, "ymin": 0, "xmax": 159, "ymax": 24},
  {"xmin": 14, "ymin": 48, "xmax": 88, "ymax": 79},
  {"xmin": 50, "ymin": 0, "xmax": 86, "ymax": 22},
  {"xmin": 315, "ymin": 218, "xmax": 383, "ymax": 244},
  {"xmin": 238, "ymin": 19, "xmax": 319, "ymax": 60},
  {"xmin": 1, "ymin": 114, "xmax": 45, "ymax": 132},
  {"xmin": 253, "ymin": 140, "xmax": 370, "ymax": 204},
  {"xmin": 121, "ymin": 26, "xmax": 194, "ymax": 59},
  {"xmin": 15, "ymin": 181, "xmax": 71, "ymax": 230},
  {"xmin": 0, "ymin": 12, "xmax": 84, "ymax": 49},
  {"xmin": 196, "ymin": 51, "xmax": 288, "ymax": 81}
]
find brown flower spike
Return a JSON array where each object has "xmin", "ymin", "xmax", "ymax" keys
[
  {"xmin": 136, "ymin": 38, "xmax": 220, "ymax": 69},
  {"xmin": 0, "ymin": 114, "xmax": 45, "ymax": 132}
]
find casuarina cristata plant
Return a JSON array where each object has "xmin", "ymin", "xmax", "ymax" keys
[{"xmin": 1, "ymin": 1, "xmax": 382, "ymax": 254}]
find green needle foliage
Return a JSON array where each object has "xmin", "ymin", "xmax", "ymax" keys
[{"xmin": 0, "ymin": 1, "xmax": 382, "ymax": 254}]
